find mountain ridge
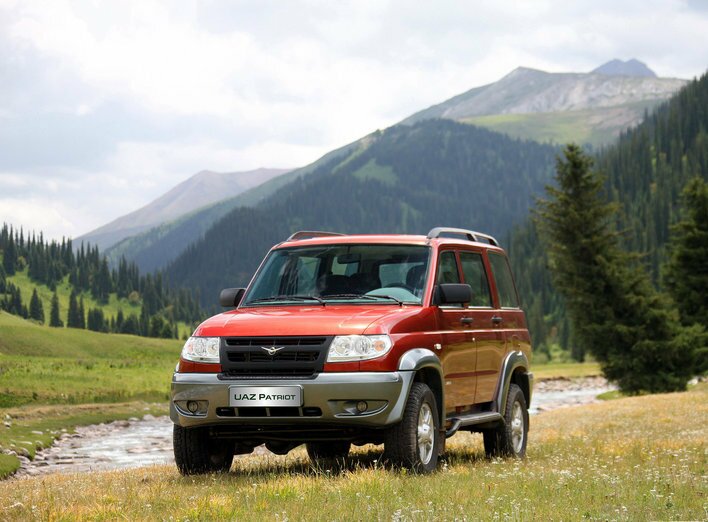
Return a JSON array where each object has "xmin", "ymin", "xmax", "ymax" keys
[{"xmin": 76, "ymin": 167, "xmax": 291, "ymax": 251}]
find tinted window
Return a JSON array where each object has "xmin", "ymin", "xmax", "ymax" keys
[
  {"xmin": 245, "ymin": 244, "xmax": 430, "ymax": 305},
  {"xmin": 489, "ymin": 253, "xmax": 519, "ymax": 308},
  {"xmin": 459, "ymin": 252, "xmax": 492, "ymax": 307},
  {"xmin": 436, "ymin": 251, "xmax": 460, "ymax": 284}
]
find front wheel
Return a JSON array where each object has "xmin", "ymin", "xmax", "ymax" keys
[
  {"xmin": 384, "ymin": 382, "xmax": 440, "ymax": 473},
  {"xmin": 483, "ymin": 383, "xmax": 528, "ymax": 458},
  {"xmin": 173, "ymin": 425, "xmax": 234, "ymax": 475}
]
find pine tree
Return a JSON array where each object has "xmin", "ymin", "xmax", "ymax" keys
[
  {"xmin": 67, "ymin": 290, "xmax": 80, "ymax": 328},
  {"xmin": 536, "ymin": 144, "xmax": 701, "ymax": 393},
  {"xmin": 2, "ymin": 232, "xmax": 16, "ymax": 275},
  {"xmin": 78, "ymin": 296, "xmax": 86, "ymax": 329},
  {"xmin": 663, "ymin": 177, "xmax": 708, "ymax": 327},
  {"xmin": 29, "ymin": 288, "xmax": 45, "ymax": 323},
  {"xmin": 49, "ymin": 291, "xmax": 63, "ymax": 327}
]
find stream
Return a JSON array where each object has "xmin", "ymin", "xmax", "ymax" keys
[{"xmin": 13, "ymin": 376, "xmax": 614, "ymax": 478}]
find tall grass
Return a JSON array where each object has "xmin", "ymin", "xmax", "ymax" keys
[{"xmin": 1, "ymin": 384, "xmax": 705, "ymax": 520}]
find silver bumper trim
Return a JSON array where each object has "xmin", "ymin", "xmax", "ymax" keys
[{"xmin": 170, "ymin": 371, "xmax": 415, "ymax": 428}]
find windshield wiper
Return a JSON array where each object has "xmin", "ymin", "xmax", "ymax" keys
[
  {"xmin": 323, "ymin": 293, "xmax": 404, "ymax": 306},
  {"xmin": 247, "ymin": 295, "xmax": 325, "ymax": 305}
]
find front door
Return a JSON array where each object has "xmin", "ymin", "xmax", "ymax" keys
[
  {"xmin": 458, "ymin": 250, "xmax": 503, "ymax": 405},
  {"xmin": 436, "ymin": 250, "xmax": 477, "ymax": 414}
]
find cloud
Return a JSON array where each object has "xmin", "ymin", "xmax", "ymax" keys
[{"xmin": 0, "ymin": 0, "xmax": 706, "ymax": 240}]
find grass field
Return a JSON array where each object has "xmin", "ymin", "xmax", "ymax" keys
[
  {"xmin": 1, "ymin": 384, "xmax": 704, "ymax": 520},
  {"xmin": 0, "ymin": 312, "xmax": 180, "ymax": 407},
  {"xmin": 0, "ymin": 311, "xmax": 179, "ymax": 477}
]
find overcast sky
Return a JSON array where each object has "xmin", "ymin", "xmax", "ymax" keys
[{"xmin": 1, "ymin": 0, "xmax": 707, "ymax": 240}]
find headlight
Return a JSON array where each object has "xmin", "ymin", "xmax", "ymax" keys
[
  {"xmin": 326, "ymin": 335, "xmax": 392, "ymax": 362},
  {"xmin": 181, "ymin": 337, "xmax": 221, "ymax": 363}
]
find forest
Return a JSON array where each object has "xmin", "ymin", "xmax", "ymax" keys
[
  {"xmin": 509, "ymin": 71, "xmax": 708, "ymax": 361},
  {"xmin": 0, "ymin": 225, "xmax": 202, "ymax": 338}
]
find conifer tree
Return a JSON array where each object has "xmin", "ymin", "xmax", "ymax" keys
[
  {"xmin": 49, "ymin": 291, "xmax": 63, "ymax": 327},
  {"xmin": 67, "ymin": 290, "xmax": 81, "ymax": 328},
  {"xmin": 663, "ymin": 177, "xmax": 708, "ymax": 327},
  {"xmin": 2, "ymin": 232, "xmax": 16, "ymax": 275},
  {"xmin": 78, "ymin": 296, "xmax": 86, "ymax": 329},
  {"xmin": 29, "ymin": 288, "xmax": 45, "ymax": 323},
  {"xmin": 537, "ymin": 144, "xmax": 701, "ymax": 393}
]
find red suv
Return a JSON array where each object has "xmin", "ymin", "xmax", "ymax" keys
[{"xmin": 171, "ymin": 228, "xmax": 533, "ymax": 473}]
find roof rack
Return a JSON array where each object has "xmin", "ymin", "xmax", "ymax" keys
[
  {"xmin": 286, "ymin": 230, "xmax": 346, "ymax": 241},
  {"xmin": 427, "ymin": 227, "xmax": 499, "ymax": 246}
]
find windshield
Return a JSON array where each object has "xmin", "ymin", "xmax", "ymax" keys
[{"xmin": 243, "ymin": 244, "xmax": 430, "ymax": 306}]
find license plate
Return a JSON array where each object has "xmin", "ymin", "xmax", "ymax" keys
[{"xmin": 229, "ymin": 386, "xmax": 303, "ymax": 407}]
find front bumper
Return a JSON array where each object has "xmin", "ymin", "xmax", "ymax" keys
[{"xmin": 170, "ymin": 371, "xmax": 415, "ymax": 428}]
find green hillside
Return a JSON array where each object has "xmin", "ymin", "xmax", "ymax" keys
[
  {"xmin": 509, "ymin": 71, "xmax": 708, "ymax": 359},
  {"xmin": 5, "ymin": 267, "xmax": 194, "ymax": 339},
  {"xmin": 165, "ymin": 119, "xmax": 558, "ymax": 306},
  {"xmin": 0, "ymin": 228, "xmax": 203, "ymax": 339},
  {"xmin": 0, "ymin": 311, "xmax": 179, "ymax": 407},
  {"xmin": 462, "ymin": 100, "xmax": 659, "ymax": 148}
]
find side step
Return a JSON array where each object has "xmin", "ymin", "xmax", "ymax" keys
[{"xmin": 446, "ymin": 412, "xmax": 502, "ymax": 437}]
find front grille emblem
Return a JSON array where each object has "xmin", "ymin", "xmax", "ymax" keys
[{"xmin": 260, "ymin": 346, "xmax": 285, "ymax": 356}]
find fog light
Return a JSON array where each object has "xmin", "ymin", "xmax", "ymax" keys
[
  {"xmin": 187, "ymin": 400, "xmax": 199, "ymax": 413},
  {"xmin": 356, "ymin": 401, "xmax": 368, "ymax": 413}
]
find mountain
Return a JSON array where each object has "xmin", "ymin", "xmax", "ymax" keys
[
  {"xmin": 508, "ymin": 71, "xmax": 708, "ymax": 359},
  {"xmin": 404, "ymin": 62, "xmax": 685, "ymax": 146},
  {"xmin": 592, "ymin": 58, "xmax": 657, "ymax": 77},
  {"xmin": 104, "ymin": 61, "xmax": 686, "ymax": 274},
  {"xmin": 164, "ymin": 119, "xmax": 558, "ymax": 306},
  {"xmin": 103, "ymin": 143, "xmax": 358, "ymax": 272},
  {"xmin": 76, "ymin": 168, "xmax": 291, "ymax": 252}
]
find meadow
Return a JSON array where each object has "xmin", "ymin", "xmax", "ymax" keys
[
  {"xmin": 1, "ymin": 310, "xmax": 704, "ymax": 520},
  {"xmin": 0, "ymin": 384, "xmax": 705, "ymax": 520},
  {"xmin": 0, "ymin": 311, "xmax": 178, "ymax": 477}
]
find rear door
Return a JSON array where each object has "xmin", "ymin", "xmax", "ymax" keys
[
  {"xmin": 487, "ymin": 252, "xmax": 529, "ymax": 362},
  {"xmin": 458, "ymin": 250, "xmax": 503, "ymax": 405}
]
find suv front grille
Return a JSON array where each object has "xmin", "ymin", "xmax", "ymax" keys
[{"xmin": 220, "ymin": 336, "xmax": 331, "ymax": 377}]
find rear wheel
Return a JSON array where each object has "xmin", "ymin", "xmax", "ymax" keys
[
  {"xmin": 384, "ymin": 382, "xmax": 440, "ymax": 473},
  {"xmin": 306, "ymin": 441, "xmax": 351, "ymax": 467},
  {"xmin": 483, "ymin": 383, "xmax": 528, "ymax": 458},
  {"xmin": 173, "ymin": 425, "xmax": 234, "ymax": 475}
]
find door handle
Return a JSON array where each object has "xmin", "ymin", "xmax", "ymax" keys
[
  {"xmin": 491, "ymin": 315, "xmax": 503, "ymax": 325},
  {"xmin": 460, "ymin": 317, "xmax": 474, "ymax": 325}
]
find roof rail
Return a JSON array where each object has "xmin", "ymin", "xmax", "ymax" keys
[
  {"xmin": 286, "ymin": 230, "xmax": 346, "ymax": 241},
  {"xmin": 427, "ymin": 227, "xmax": 499, "ymax": 246}
]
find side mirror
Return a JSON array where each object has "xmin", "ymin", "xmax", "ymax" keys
[
  {"xmin": 219, "ymin": 288, "xmax": 245, "ymax": 308},
  {"xmin": 435, "ymin": 283, "xmax": 472, "ymax": 305}
]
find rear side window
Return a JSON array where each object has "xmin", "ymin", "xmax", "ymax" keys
[
  {"xmin": 459, "ymin": 252, "xmax": 492, "ymax": 307},
  {"xmin": 488, "ymin": 253, "xmax": 519, "ymax": 308}
]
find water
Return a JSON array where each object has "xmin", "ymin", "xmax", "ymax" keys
[{"xmin": 16, "ymin": 377, "xmax": 614, "ymax": 477}]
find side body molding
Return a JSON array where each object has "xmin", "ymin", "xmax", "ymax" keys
[
  {"xmin": 494, "ymin": 351, "xmax": 533, "ymax": 414},
  {"xmin": 398, "ymin": 348, "xmax": 445, "ymax": 424}
]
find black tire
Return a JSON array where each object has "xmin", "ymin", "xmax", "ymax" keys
[
  {"xmin": 306, "ymin": 441, "xmax": 351, "ymax": 467},
  {"xmin": 384, "ymin": 382, "xmax": 440, "ymax": 473},
  {"xmin": 173, "ymin": 424, "xmax": 234, "ymax": 475},
  {"xmin": 483, "ymin": 383, "xmax": 529, "ymax": 458}
]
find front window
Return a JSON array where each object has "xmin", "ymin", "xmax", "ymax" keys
[{"xmin": 243, "ymin": 244, "xmax": 430, "ymax": 306}]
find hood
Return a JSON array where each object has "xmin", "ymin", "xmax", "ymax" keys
[{"xmin": 194, "ymin": 304, "xmax": 417, "ymax": 337}]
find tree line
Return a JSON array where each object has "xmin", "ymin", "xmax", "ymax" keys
[{"xmin": 0, "ymin": 224, "xmax": 203, "ymax": 338}]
